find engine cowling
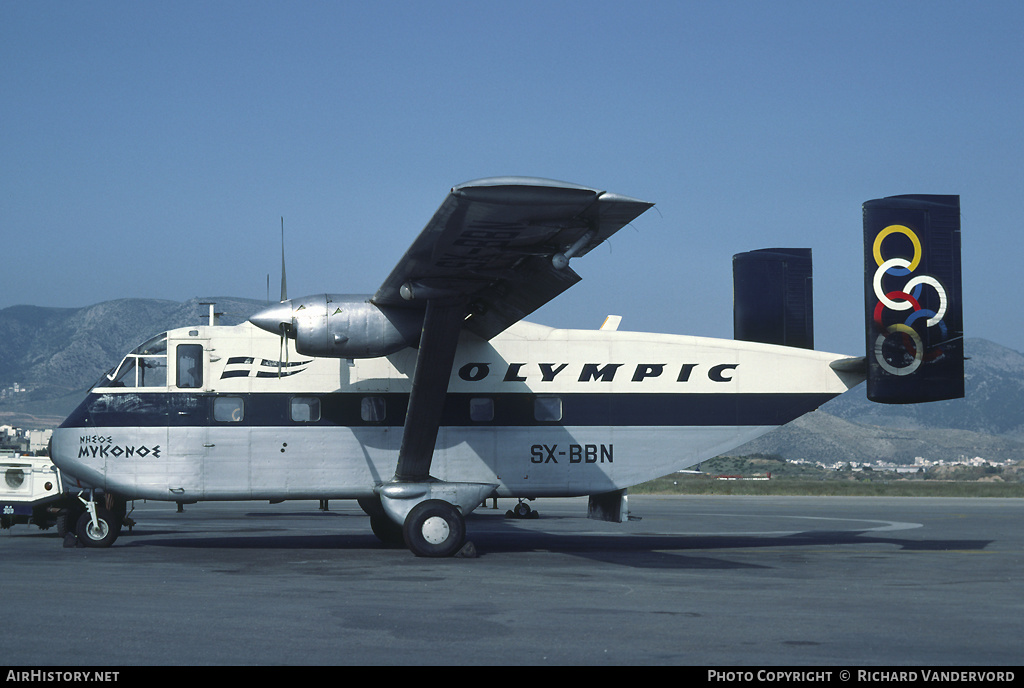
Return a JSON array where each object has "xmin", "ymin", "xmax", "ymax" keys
[{"xmin": 250, "ymin": 294, "xmax": 422, "ymax": 358}]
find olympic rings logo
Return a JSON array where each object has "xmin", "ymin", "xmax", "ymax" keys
[{"xmin": 871, "ymin": 224, "xmax": 948, "ymax": 376}]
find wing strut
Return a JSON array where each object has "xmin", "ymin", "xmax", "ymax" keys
[{"xmin": 392, "ymin": 298, "xmax": 467, "ymax": 482}]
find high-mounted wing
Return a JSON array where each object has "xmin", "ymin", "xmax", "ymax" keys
[
  {"xmin": 373, "ymin": 177, "xmax": 654, "ymax": 339},
  {"xmin": 380, "ymin": 178, "xmax": 653, "ymax": 488}
]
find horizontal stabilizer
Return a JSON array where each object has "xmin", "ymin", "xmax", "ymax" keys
[{"xmin": 863, "ymin": 195, "xmax": 963, "ymax": 404}]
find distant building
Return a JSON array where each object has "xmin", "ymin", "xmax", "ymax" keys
[
  {"xmin": 0, "ymin": 426, "xmax": 52, "ymax": 454},
  {"xmin": 27, "ymin": 429, "xmax": 52, "ymax": 453},
  {"xmin": 0, "ymin": 382, "xmax": 30, "ymax": 399}
]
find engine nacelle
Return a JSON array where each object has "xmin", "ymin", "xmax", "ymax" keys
[{"xmin": 250, "ymin": 294, "xmax": 423, "ymax": 359}]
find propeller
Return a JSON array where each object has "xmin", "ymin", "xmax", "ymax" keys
[
  {"xmin": 278, "ymin": 323, "xmax": 289, "ymax": 377},
  {"xmin": 249, "ymin": 218, "xmax": 306, "ymax": 375}
]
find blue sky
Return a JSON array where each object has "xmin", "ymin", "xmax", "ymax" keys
[{"xmin": 3, "ymin": 1, "xmax": 1021, "ymax": 354}]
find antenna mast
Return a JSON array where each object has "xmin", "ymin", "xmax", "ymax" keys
[{"xmin": 280, "ymin": 217, "xmax": 287, "ymax": 302}]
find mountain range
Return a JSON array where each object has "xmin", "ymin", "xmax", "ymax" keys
[{"xmin": 1, "ymin": 298, "xmax": 1022, "ymax": 465}]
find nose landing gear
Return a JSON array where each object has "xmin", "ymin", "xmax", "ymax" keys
[{"xmin": 72, "ymin": 492, "xmax": 125, "ymax": 548}]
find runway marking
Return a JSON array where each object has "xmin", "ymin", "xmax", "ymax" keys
[{"xmin": 678, "ymin": 514, "xmax": 924, "ymax": 537}]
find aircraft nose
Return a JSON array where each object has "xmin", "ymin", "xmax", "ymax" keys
[
  {"xmin": 249, "ymin": 301, "xmax": 294, "ymax": 334},
  {"xmin": 51, "ymin": 427, "xmax": 101, "ymax": 488}
]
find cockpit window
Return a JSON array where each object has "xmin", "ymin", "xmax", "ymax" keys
[
  {"xmin": 134, "ymin": 334, "xmax": 168, "ymax": 356},
  {"xmin": 95, "ymin": 334, "xmax": 168, "ymax": 389}
]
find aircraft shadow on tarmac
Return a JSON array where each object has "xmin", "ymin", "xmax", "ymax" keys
[{"xmin": 105, "ymin": 510, "xmax": 993, "ymax": 571}]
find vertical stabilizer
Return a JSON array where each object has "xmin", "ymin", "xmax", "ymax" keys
[
  {"xmin": 863, "ymin": 195, "xmax": 963, "ymax": 403},
  {"xmin": 733, "ymin": 248, "xmax": 814, "ymax": 349}
]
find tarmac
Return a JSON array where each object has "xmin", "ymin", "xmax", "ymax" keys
[{"xmin": 2, "ymin": 494, "xmax": 1021, "ymax": 666}]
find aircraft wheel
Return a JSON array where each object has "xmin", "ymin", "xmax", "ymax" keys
[
  {"xmin": 357, "ymin": 496, "xmax": 386, "ymax": 519},
  {"xmin": 514, "ymin": 501, "xmax": 532, "ymax": 518},
  {"xmin": 403, "ymin": 499, "xmax": 466, "ymax": 558},
  {"xmin": 369, "ymin": 514, "xmax": 405, "ymax": 547},
  {"xmin": 75, "ymin": 507, "xmax": 121, "ymax": 548}
]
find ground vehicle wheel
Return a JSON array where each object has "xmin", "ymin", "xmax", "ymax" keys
[
  {"xmin": 402, "ymin": 499, "xmax": 466, "ymax": 558},
  {"xmin": 57, "ymin": 505, "xmax": 85, "ymax": 539},
  {"xmin": 75, "ymin": 507, "xmax": 121, "ymax": 548}
]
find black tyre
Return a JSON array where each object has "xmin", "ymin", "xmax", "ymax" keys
[
  {"xmin": 357, "ymin": 495, "xmax": 386, "ymax": 519},
  {"xmin": 75, "ymin": 507, "xmax": 121, "ymax": 548},
  {"xmin": 56, "ymin": 505, "xmax": 84, "ymax": 539},
  {"xmin": 369, "ymin": 514, "xmax": 405, "ymax": 547},
  {"xmin": 402, "ymin": 499, "xmax": 466, "ymax": 558}
]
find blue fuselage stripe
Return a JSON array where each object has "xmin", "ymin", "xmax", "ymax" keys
[{"xmin": 59, "ymin": 391, "xmax": 838, "ymax": 429}]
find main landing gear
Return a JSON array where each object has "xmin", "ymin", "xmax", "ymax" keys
[{"xmin": 363, "ymin": 481, "xmax": 494, "ymax": 558}]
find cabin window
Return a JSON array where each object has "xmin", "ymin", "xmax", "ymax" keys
[
  {"xmin": 291, "ymin": 397, "xmax": 321, "ymax": 422},
  {"xmin": 176, "ymin": 344, "xmax": 204, "ymax": 389},
  {"xmin": 534, "ymin": 397, "xmax": 562, "ymax": 422},
  {"xmin": 469, "ymin": 397, "xmax": 494, "ymax": 422},
  {"xmin": 213, "ymin": 397, "xmax": 244, "ymax": 422},
  {"xmin": 360, "ymin": 397, "xmax": 386, "ymax": 422}
]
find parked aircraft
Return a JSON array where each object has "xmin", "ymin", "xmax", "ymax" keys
[{"xmin": 50, "ymin": 178, "xmax": 963, "ymax": 556}]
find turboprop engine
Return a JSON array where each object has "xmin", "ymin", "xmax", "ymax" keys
[{"xmin": 249, "ymin": 294, "xmax": 423, "ymax": 358}]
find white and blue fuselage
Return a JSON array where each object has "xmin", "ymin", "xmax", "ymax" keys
[{"xmin": 51, "ymin": 319, "xmax": 862, "ymax": 504}]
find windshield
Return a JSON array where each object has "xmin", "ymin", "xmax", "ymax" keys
[
  {"xmin": 132, "ymin": 333, "xmax": 168, "ymax": 357},
  {"xmin": 94, "ymin": 333, "xmax": 168, "ymax": 389}
]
